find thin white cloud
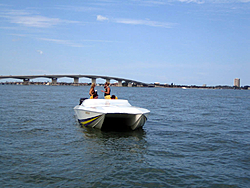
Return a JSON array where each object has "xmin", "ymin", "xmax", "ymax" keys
[
  {"xmin": 81, "ymin": 39, "xmax": 117, "ymax": 43},
  {"xmin": 97, "ymin": 15, "xmax": 109, "ymax": 21},
  {"xmin": 10, "ymin": 15, "xmax": 61, "ymax": 28},
  {"xmin": 149, "ymin": 0, "xmax": 250, "ymax": 4},
  {"xmin": 0, "ymin": 26, "xmax": 21, "ymax": 30},
  {"xmin": 1, "ymin": 9, "xmax": 80, "ymax": 28},
  {"xmin": 97, "ymin": 15, "xmax": 175, "ymax": 28},
  {"xmin": 38, "ymin": 38, "xmax": 85, "ymax": 48},
  {"xmin": 115, "ymin": 18, "xmax": 175, "ymax": 28},
  {"xmin": 9, "ymin": 33, "xmax": 27, "ymax": 37},
  {"xmin": 133, "ymin": 0, "xmax": 168, "ymax": 6},
  {"xmin": 55, "ymin": 5, "xmax": 101, "ymax": 12},
  {"xmin": 37, "ymin": 50, "xmax": 43, "ymax": 54},
  {"xmin": 177, "ymin": 0, "xmax": 205, "ymax": 4}
]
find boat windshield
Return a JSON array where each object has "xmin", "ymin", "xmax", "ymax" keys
[{"xmin": 82, "ymin": 99, "xmax": 131, "ymax": 107}]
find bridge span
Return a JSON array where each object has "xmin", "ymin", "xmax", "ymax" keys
[{"xmin": 0, "ymin": 74, "xmax": 148, "ymax": 86}]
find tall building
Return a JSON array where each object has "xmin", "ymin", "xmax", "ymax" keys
[{"xmin": 234, "ymin": 78, "xmax": 240, "ymax": 87}]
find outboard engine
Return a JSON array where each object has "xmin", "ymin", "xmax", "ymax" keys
[{"xmin": 79, "ymin": 98, "xmax": 88, "ymax": 105}]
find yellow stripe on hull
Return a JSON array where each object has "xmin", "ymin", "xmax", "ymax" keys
[
  {"xmin": 78, "ymin": 114, "xmax": 104, "ymax": 129},
  {"xmin": 82, "ymin": 116, "xmax": 100, "ymax": 125}
]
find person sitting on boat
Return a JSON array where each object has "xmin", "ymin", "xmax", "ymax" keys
[
  {"xmin": 89, "ymin": 83, "xmax": 97, "ymax": 99},
  {"xmin": 111, "ymin": 95, "xmax": 118, "ymax": 99},
  {"xmin": 101, "ymin": 82, "xmax": 111, "ymax": 99}
]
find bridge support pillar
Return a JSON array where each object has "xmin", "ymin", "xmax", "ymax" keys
[
  {"xmin": 118, "ymin": 80, "xmax": 122, "ymax": 87},
  {"xmin": 106, "ymin": 79, "xmax": 110, "ymax": 84},
  {"xmin": 73, "ymin": 77, "xmax": 79, "ymax": 85},
  {"xmin": 91, "ymin": 78, "xmax": 96, "ymax": 85},
  {"xmin": 128, "ymin": 83, "xmax": 132, "ymax": 87},
  {"xmin": 73, "ymin": 78, "xmax": 79, "ymax": 86},
  {"xmin": 23, "ymin": 78, "xmax": 30, "ymax": 85},
  {"xmin": 52, "ymin": 77, "xmax": 57, "ymax": 85}
]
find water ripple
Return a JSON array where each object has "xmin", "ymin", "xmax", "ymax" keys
[{"xmin": 0, "ymin": 86, "xmax": 250, "ymax": 187}]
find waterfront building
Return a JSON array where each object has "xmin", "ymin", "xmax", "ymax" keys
[{"xmin": 234, "ymin": 78, "xmax": 240, "ymax": 87}]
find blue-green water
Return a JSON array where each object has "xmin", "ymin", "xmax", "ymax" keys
[{"xmin": 0, "ymin": 85, "xmax": 250, "ymax": 187}]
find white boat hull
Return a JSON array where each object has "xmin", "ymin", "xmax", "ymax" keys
[{"xmin": 74, "ymin": 99, "xmax": 150, "ymax": 131}]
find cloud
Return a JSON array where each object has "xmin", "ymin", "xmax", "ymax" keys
[
  {"xmin": 38, "ymin": 38, "xmax": 85, "ymax": 48},
  {"xmin": 55, "ymin": 5, "xmax": 101, "ymax": 12},
  {"xmin": 37, "ymin": 50, "xmax": 43, "ymax": 54},
  {"xmin": 97, "ymin": 15, "xmax": 109, "ymax": 21},
  {"xmin": 97, "ymin": 15, "xmax": 175, "ymax": 28},
  {"xmin": 177, "ymin": 0, "xmax": 205, "ymax": 4},
  {"xmin": 134, "ymin": 0, "xmax": 168, "ymax": 6},
  {"xmin": 10, "ymin": 15, "xmax": 61, "ymax": 28},
  {"xmin": 1, "ymin": 9, "xmax": 80, "ymax": 28},
  {"xmin": 165, "ymin": 0, "xmax": 250, "ymax": 3},
  {"xmin": 114, "ymin": 18, "xmax": 175, "ymax": 28}
]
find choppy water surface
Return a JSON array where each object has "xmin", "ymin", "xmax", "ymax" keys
[{"xmin": 0, "ymin": 85, "xmax": 250, "ymax": 187}]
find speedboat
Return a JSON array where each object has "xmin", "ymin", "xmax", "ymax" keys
[{"xmin": 74, "ymin": 99, "xmax": 150, "ymax": 131}]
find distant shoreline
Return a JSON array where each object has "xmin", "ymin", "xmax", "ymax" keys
[{"xmin": 1, "ymin": 81, "xmax": 250, "ymax": 90}]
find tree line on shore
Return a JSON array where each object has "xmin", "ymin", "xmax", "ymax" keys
[{"xmin": 1, "ymin": 81, "xmax": 250, "ymax": 90}]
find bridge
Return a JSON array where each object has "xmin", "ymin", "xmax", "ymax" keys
[{"xmin": 0, "ymin": 74, "xmax": 148, "ymax": 87}]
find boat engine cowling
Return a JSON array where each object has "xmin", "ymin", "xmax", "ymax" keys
[{"xmin": 79, "ymin": 98, "xmax": 88, "ymax": 105}]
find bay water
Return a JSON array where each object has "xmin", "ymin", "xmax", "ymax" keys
[{"xmin": 0, "ymin": 85, "xmax": 249, "ymax": 187}]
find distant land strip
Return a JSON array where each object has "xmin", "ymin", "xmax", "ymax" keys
[{"xmin": 1, "ymin": 80, "xmax": 250, "ymax": 90}]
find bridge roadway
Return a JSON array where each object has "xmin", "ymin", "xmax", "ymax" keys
[{"xmin": 0, "ymin": 74, "xmax": 148, "ymax": 86}]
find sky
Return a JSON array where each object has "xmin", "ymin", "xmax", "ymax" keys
[{"xmin": 0, "ymin": 0, "xmax": 249, "ymax": 86}]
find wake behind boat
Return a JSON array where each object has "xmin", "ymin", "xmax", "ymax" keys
[{"xmin": 74, "ymin": 99, "xmax": 150, "ymax": 131}]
